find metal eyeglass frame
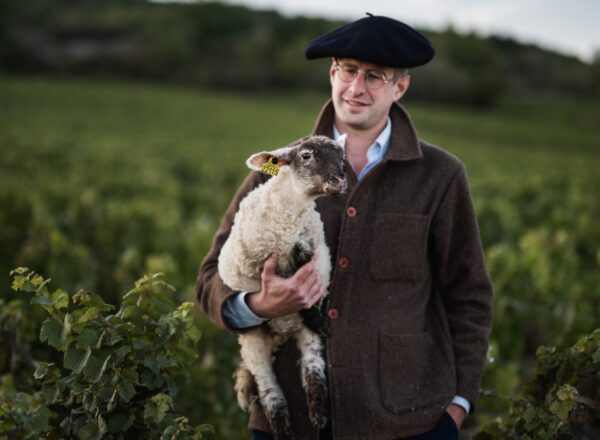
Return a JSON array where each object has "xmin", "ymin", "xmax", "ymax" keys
[{"xmin": 333, "ymin": 59, "xmax": 395, "ymax": 89}]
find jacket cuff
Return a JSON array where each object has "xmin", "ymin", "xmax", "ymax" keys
[{"xmin": 222, "ymin": 291, "xmax": 268, "ymax": 329}]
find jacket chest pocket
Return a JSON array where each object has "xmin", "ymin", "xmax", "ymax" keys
[{"xmin": 369, "ymin": 213, "xmax": 430, "ymax": 282}]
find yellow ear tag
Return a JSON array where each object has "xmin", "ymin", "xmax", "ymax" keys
[{"xmin": 260, "ymin": 157, "xmax": 281, "ymax": 176}]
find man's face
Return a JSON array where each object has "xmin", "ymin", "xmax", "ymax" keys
[{"xmin": 330, "ymin": 58, "xmax": 410, "ymax": 131}]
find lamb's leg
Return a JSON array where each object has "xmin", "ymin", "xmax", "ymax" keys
[
  {"xmin": 292, "ymin": 240, "xmax": 328, "ymax": 336},
  {"xmin": 233, "ymin": 362, "xmax": 256, "ymax": 412},
  {"xmin": 299, "ymin": 306, "xmax": 328, "ymax": 337},
  {"xmin": 239, "ymin": 328, "xmax": 291, "ymax": 439},
  {"xmin": 295, "ymin": 326, "xmax": 328, "ymax": 428}
]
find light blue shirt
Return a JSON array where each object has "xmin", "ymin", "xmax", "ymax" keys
[
  {"xmin": 333, "ymin": 117, "xmax": 392, "ymax": 180},
  {"xmin": 220, "ymin": 119, "xmax": 470, "ymax": 414}
]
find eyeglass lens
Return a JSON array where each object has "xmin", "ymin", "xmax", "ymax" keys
[{"xmin": 336, "ymin": 64, "xmax": 387, "ymax": 89}]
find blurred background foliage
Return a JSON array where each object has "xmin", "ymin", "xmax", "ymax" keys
[
  {"xmin": 1, "ymin": 0, "xmax": 599, "ymax": 438},
  {"xmin": 1, "ymin": 0, "xmax": 599, "ymax": 106}
]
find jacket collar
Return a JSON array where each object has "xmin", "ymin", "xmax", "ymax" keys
[{"xmin": 311, "ymin": 100, "xmax": 423, "ymax": 162}]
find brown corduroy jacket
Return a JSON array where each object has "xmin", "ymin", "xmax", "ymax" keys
[{"xmin": 196, "ymin": 100, "xmax": 494, "ymax": 439}]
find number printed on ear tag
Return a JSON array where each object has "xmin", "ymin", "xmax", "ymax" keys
[{"xmin": 260, "ymin": 157, "xmax": 280, "ymax": 176}]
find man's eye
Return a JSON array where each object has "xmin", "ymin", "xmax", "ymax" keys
[
  {"xmin": 343, "ymin": 67, "xmax": 358, "ymax": 75},
  {"xmin": 367, "ymin": 71, "xmax": 385, "ymax": 80}
]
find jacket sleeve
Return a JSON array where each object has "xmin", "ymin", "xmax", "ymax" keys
[
  {"xmin": 430, "ymin": 165, "xmax": 494, "ymax": 412},
  {"xmin": 195, "ymin": 171, "xmax": 267, "ymax": 332}
]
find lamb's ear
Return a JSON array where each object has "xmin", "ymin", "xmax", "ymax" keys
[
  {"xmin": 336, "ymin": 133, "xmax": 347, "ymax": 149},
  {"xmin": 246, "ymin": 152, "xmax": 271, "ymax": 171},
  {"xmin": 246, "ymin": 146, "xmax": 294, "ymax": 171}
]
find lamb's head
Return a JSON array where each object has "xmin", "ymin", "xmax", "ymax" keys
[{"xmin": 246, "ymin": 135, "xmax": 347, "ymax": 197}]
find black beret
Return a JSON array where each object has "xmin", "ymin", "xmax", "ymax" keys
[{"xmin": 305, "ymin": 13, "xmax": 435, "ymax": 68}]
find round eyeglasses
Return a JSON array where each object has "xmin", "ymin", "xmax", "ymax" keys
[{"xmin": 333, "ymin": 62, "xmax": 395, "ymax": 90}]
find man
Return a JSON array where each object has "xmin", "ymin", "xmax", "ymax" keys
[{"xmin": 196, "ymin": 14, "xmax": 493, "ymax": 440}]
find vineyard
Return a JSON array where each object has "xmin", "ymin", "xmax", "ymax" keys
[{"xmin": 1, "ymin": 75, "xmax": 599, "ymax": 438}]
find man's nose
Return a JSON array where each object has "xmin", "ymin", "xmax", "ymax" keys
[{"xmin": 348, "ymin": 72, "xmax": 367, "ymax": 95}]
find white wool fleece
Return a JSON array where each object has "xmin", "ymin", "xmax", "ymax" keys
[{"xmin": 218, "ymin": 165, "xmax": 332, "ymax": 306}]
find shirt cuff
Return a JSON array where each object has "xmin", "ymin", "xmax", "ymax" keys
[
  {"xmin": 221, "ymin": 291, "xmax": 267, "ymax": 329},
  {"xmin": 451, "ymin": 395, "xmax": 471, "ymax": 414}
]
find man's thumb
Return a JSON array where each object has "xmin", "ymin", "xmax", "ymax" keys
[{"xmin": 263, "ymin": 253, "xmax": 278, "ymax": 275}]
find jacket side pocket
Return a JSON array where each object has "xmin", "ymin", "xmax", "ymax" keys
[{"xmin": 379, "ymin": 331, "xmax": 454, "ymax": 414}]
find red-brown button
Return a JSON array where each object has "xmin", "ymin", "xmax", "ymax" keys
[
  {"xmin": 338, "ymin": 257, "xmax": 350, "ymax": 268},
  {"xmin": 327, "ymin": 308, "xmax": 339, "ymax": 319},
  {"xmin": 346, "ymin": 206, "xmax": 357, "ymax": 217}
]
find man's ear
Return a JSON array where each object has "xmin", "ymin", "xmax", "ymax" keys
[
  {"xmin": 393, "ymin": 74, "xmax": 411, "ymax": 101},
  {"xmin": 329, "ymin": 58, "xmax": 337, "ymax": 87},
  {"xmin": 246, "ymin": 146, "xmax": 294, "ymax": 171}
]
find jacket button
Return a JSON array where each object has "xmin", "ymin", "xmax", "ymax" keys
[
  {"xmin": 338, "ymin": 257, "xmax": 349, "ymax": 268},
  {"xmin": 346, "ymin": 206, "xmax": 357, "ymax": 217},
  {"xmin": 327, "ymin": 308, "xmax": 339, "ymax": 319}
]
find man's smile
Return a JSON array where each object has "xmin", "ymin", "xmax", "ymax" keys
[{"xmin": 343, "ymin": 98, "xmax": 370, "ymax": 108}]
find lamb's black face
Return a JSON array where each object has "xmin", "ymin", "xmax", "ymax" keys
[{"xmin": 290, "ymin": 135, "xmax": 346, "ymax": 196}]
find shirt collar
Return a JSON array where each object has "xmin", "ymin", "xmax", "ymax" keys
[{"xmin": 332, "ymin": 117, "xmax": 392, "ymax": 160}]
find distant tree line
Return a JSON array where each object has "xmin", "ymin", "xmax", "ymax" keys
[{"xmin": 1, "ymin": 0, "xmax": 599, "ymax": 107}]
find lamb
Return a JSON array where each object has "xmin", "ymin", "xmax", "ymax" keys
[{"xmin": 218, "ymin": 135, "xmax": 347, "ymax": 439}]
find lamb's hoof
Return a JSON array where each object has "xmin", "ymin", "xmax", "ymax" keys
[
  {"xmin": 307, "ymin": 378, "xmax": 328, "ymax": 428},
  {"xmin": 268, "ymin": 403, "xmax": 292, "ymax": 440},
  {"xmin": 233, "ymin": 366, "xmax": 255, "ymax": 412}
]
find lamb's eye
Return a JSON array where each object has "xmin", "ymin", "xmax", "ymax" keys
[{"xmin": 301, "ymin": 152, "xmax": 312, "ymax": 160}]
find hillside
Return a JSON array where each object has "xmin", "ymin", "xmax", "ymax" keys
[{"xmin": 1, "ymin": 0, "xmax": 599, "ymax": 106}]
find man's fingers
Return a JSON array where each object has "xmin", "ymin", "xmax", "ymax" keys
[
  {"xmin": 292, "ymin": 262, "xmax": 313, "ymax": 284},
  {"xmin": 304, "ymin": 273, "xmax": 321, "ymax": 294},
  {"xmin": 307, "ymin": 292, "xmax": 322, "ymax": 308},
  {"xmin": 305, "ymin": 278, "xmax": 323, "ymax": 307}
]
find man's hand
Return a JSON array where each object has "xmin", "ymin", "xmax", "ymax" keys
[
  {"xmin": 246, "ymin": 252, "xmax": 323, "ymax": 319},
  {"xmin": 445, "ymin": 403, "xmax": 467, "ymax": 430}
]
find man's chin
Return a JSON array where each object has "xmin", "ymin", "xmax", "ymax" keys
[
  {"xmin": 343, "ymin": 118, "xmax": 370, "ymax": 130},
  {"xmin": 336, "ymin": 111, "xmax": 366, "ymax": 126}
]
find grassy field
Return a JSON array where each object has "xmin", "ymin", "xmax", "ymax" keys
[{"xmin": 1, "ymin": 75, "xmax": 599, "ymax": 436}]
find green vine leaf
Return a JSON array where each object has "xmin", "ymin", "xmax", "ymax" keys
[
  {"xmin": 4, "ymin": 269, "xmax": 210, "ymax": 438},
  {"xmin": 64, "ymin": 345, "xmax": 92, "ymax": 374},
  {"xmin": 40, "ymin": 318, "xmax": 63, "ymax": 351}
]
